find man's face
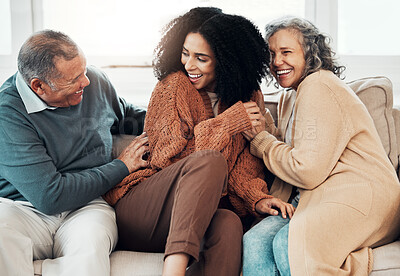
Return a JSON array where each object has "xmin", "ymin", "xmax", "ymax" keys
[{"xmin": 36, "ymin": 51, "xmax": 90, "ymax": 107}]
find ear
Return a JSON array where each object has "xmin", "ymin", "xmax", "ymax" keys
[{"xmin": 30, "ymin": 78, "xmax": 45, "ymax": 95}]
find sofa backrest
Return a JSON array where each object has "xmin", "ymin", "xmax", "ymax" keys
[
  {"xmin": 264, "ymin": 76, "xmax": 399, "ymax": 174},
  {"xmin": 392, "ymin": 109, "xmax": 400, "ymax": 177}
]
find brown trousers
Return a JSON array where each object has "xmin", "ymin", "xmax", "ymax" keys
[{"xmin": 115, "ymin": 150, "xmax": 242, "ymax": 276}]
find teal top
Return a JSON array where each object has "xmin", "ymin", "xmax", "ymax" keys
[{"xmin": 0, "ymin": 66, "xmax": 146, "ymax": 214}]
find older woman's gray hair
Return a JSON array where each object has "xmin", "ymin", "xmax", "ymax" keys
[{"xmin": 265, "ymin": 16, "xmax": 345, "ymax": 88}]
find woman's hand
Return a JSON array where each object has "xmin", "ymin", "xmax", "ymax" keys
[
  {"xmin": 255, "ymin": 197, "xmax": 296, "ymax": 219},
  {"xmin": 242, "ymin": 101, "xmax": 266, "ymax": 141},
  {"xmin": 117, "ymin": 132, "xmax": 150, "ymax": 173}
]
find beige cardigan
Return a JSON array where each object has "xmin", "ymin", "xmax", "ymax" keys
[{"xmin": 251, "ymin": 70, "xmax": 400, "ymax": 275}]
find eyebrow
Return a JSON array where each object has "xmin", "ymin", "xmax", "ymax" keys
[
  {"xmin": 277, "ymin": 46, "xmax": 294, "ymax": 50},
  {"xmin": 69, "ymin": 71, "xmax": 85, "ymax": 83},
  {"xmin": 182, "ymin": 46, "xmax": 212, "ymax": 58}
]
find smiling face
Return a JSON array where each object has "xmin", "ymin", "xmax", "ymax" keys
[
  {"xmin": 268, "ymin": 28, "xmax": 306, "ymax": 90},
  {"xmin": 181, "ymin": 32, "xmax": 216, "ymax": 91},
  {"xmin": 32, "ymin": 50, "xmax": 90, "ymax": 107}
]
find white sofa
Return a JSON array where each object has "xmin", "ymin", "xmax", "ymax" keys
[{"xmin": 107, "ymin": 76, "xmax": 400, "ymax": 276}]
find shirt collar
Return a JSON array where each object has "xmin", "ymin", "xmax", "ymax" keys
[{"xmin": 16, "ymin": 72, "xmax": 57, "ymax": 114}]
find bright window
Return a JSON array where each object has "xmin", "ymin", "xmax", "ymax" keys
[
  {"xmin": 41, "ymin": 0, "xmax": 305, "ymax": 66},
  {"xmin": 338, "ymin": 0, "xmax": 400, "ymax": 55},
  {"xmin": 0, "ymin": 0, "xmax": 12, "ymax": 55}
]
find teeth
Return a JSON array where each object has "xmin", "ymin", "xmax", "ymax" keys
[
  {"xmin": 75, "ymin": 90, "xmax": 82, "ymax": 94},
  {"xmin": 277, "ymin": 69, "xmax": 291, "ymax": 75},
  {"xmin": 188, "ymin": 73, "xmax": 202, "ymax": 78}
]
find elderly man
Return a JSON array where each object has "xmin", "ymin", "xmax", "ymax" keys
[{"xmin": 0, "ymin": 30, "xmax": 147, "ymax": 275}]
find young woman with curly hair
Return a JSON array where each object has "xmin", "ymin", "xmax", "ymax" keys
[
  {"xmin": 242, "ymin": 16, "xmax": 400, "ymax": 276},
  {"xmin": 104, "ymin": 7, "xmax": 295, "ymax": 276}
]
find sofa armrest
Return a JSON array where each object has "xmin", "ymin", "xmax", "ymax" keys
[{"xmin": 392, "ymin": 108, "xmax": 400, "ymax": 178}]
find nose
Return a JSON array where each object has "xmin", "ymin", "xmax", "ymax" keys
[
  {"xmin": 273, "ymin": 54, "xmax": 283, "ymax": 67},
  {"xmin": 184, "ymin": 57, "xmax": 196, "ymax": 71},
  {"xmin": 81, "ymin": 74, "xmax": 90, "ymax": 88}
]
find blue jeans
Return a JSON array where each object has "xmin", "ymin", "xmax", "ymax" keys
[{"xmin": 243, "ymin": 196, "xmax": 298, "ymax": 276}]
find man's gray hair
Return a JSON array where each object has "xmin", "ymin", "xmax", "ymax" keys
[{"xmin": 17, "ymin": 30, "xmax": 80, "ymax": 89}]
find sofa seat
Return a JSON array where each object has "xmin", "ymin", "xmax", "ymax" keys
[
  {"xmin": 110, "ymin": 251, "xmax": 164, "ymax": 276},
  {"xmin": 109, "ymin": 239, "xmax": 400, "ymax": 276}
]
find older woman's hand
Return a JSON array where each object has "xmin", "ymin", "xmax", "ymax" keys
[{"xmin": 242, "ymin": 101, "xmax": 266, "ymax": 141}]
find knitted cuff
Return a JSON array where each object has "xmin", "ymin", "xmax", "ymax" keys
[
  {"xmin": 243, "ymin": 187, "xmax": 273, "ymax": 215},
  {"xmin": 250, "ymin": 131, "xmax": 277, "ymax": 159},
  {"xmin": 217, "ymin": 101, "xmax": 251, "ymax": 136}
]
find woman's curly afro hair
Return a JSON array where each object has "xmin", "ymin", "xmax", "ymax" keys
[{"xmin": 153, "ymin": 7, "xmax": 269, "ymax": 107}]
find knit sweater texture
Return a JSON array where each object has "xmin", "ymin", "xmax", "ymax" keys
[
  {"xmin": 104, "ymin": 71, "xmax": 272, "ymax": 216},
  {"xmin": 0, "ymin": 66, "xmax": 146, "ymax": 215}
]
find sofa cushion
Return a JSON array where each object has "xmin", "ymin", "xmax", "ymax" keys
[
  {"xmin": 347, "ymin": 76, "xmax": 398, "ymax": 171},
  {"xmin": 112, "ymin": 134, "xmax": 136, "ymax": 158},
  {"xmin": 110, "ymin": 251, "xmax": 163, "ymax": 276},
  {"xmin": 371, "ymin": 240, "xmax": 400, "ymax": 275}
]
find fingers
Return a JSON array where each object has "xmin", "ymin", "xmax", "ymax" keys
[
  {"xmin": 243, "ymin": 101, "xmax": 258, "ymax": 109},
  {"xmin": 117, "ymin": 132, "xmax": 151, "ymax": 173},
  {"xmin": 249, "ymin": 117, "xmax": 262, "ymax": 127},
  {"xmin": 127, "ymin": 133, "xmax": 149, "ymax": 151},
  {"xmin": 136, "ymin": 144, "xmax": 149, "ymax": 157},
  {"xmin": 264, "ymin": 206, "xmax": 280, "ymax": 216},
  {"xmin": 255, "ymin": 198, "xmax": 279, "ymax": 216},
  {"xmin": 242, "ymin": 131, "xmax": 252, "ymax": 141},
  {"xmin": 255, "ymin": 198, "xmax": 296, "ymax": 219},
  {"xmin": 243, "ymin": 102, "xmax": 261, "ymax": 115},
  {"xmin": 243, "ymin": 101, "xmax": 265, "ymax": 135},
  {"xmin": 244, "ymin": 102, "xmax": 264, "ymax": 122},
  {"xmin": 242, "ymin": 129, "xmax": 258, "ymax": 141},
  {"xmin": 286, "ymin": 203, "xmax": 296, "ymax": 219},
  {"xmin": 273, "ymin": 199, "xmax": 296, "ymax": 219}
]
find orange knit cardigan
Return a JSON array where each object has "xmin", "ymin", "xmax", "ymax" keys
[{"xmin": 104, "ymin": 71, "xmax": 272, "ymax": 217}]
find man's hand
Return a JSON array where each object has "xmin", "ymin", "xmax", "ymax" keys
[
  {"xmin": 117, "ymin": 132, "xmax": 149, "ymax": 173},
  {"xmin": 242, "ymin": 101, "xmax": 266, "ymax": 141},
  {"xmin": 255, "ymin": 197, "xmax": 296, "ymax": 219}
]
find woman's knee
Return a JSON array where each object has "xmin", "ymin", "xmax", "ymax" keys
[
  {"xmin": 272, "ymin": 224, "xmax": 291, "ymax": 275},
  {"xmin": 189, "ymin": 150, "xmax": 227, "ymax": 174},
  {"xmin": 245, "ymin": 215, "xmax": 289, "ymax": 246},
  {"xmin": 272, "ymin": 224, "xmax": 289, "ymax": 253},
  {"xmin": 210, "ymin": 209, "xmax": 243, "ymax": 242},
  {"xmin": 185, "ymin": 150, "xmax": 228, "ymax": 192},
  {"xmin": 243, "ymin": 225, "xmax": 262, "ymax": 249}
]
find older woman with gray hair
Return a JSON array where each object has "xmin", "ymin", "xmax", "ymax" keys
[{"xmin": 242, "ymin": 16, "xmax": 400, "ymax": 276}]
